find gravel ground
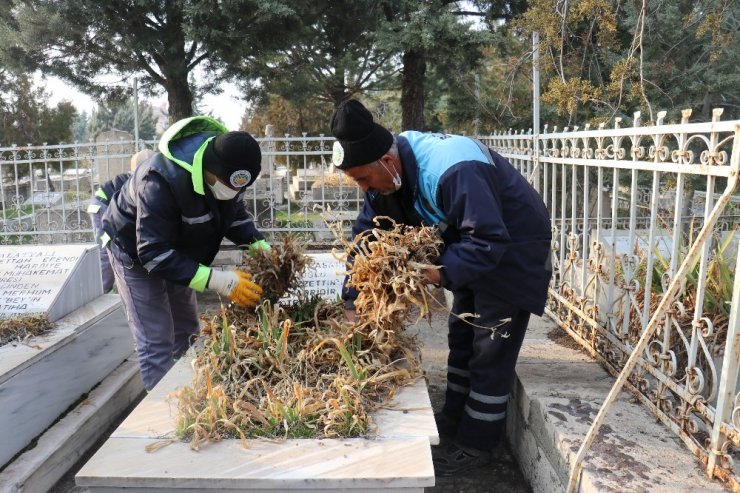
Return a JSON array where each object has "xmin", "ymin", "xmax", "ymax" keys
[{"xmin": 51, "ymin": 290, "xmax": 530, "ymax": 493}]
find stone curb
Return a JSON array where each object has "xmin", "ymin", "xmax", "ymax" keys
[{"xmin": 508, "ymin": 316, "xmax": 726, "ymax": 492}]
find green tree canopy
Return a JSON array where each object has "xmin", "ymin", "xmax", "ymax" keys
[
  {"xmin": 518, "ymin": 0, "xmax": 739, "ymax": 123},
  {"xmin": 6, "ymin": 0, "xmax": 299, "ymax": 122},
  {"xmin": 376, "ymin": 0, "xmax": 497, "ymax": 130},
  {"xmin": 0, "ymin": 71, "xmax": 76, "ymax": 146},
  {"xmin": 86, "ymin": 99, "xmax": 157, "ymax": 141},
  {"xmin": 200, "ymin": 0, "xmax": 395, "ymax": 110}
]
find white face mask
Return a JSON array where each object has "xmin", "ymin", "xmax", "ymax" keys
[{"xmin": 208, "ymin": 180, "xmax": 240, "ymax": 200}]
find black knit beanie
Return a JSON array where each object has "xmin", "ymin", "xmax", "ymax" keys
[
  {"xmin": 203, "ymin": 131, "xmax": 261, "ymax": 187},
  {"xmin": 329, "ymin": 100, "xmax": 393, "ymax": 169}
]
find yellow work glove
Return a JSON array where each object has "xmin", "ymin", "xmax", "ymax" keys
[{"xmin": 207, "ymin": 269, "xmax": 263, "ymax": 308}]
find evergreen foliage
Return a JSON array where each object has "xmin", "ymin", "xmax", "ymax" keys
[
  {"xmin": 1, "ymin": 0, "xmax": 737, "ymax": 140},
  {"xmin": 0, "ymin": 71, "xmax": 76, "ymax": 146},
  {"xmin": 4, "ymin": 1, "xmax": 300, "ymax": 122},
  {"xmin": 84, "ymin": 99, "xmax": 157, "ymax": 141},
  {"xmin": 517, "ymin": 0, "xmax": 739, "ymax": 124}
]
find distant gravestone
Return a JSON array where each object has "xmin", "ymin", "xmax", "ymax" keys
[
  {"xmin": 23, "ymin": 191, "xmax": 64, "ymax": 207},
  {"xmin": 94, "ymin": 130, "xmax": 135, "ymax": 183},
  {"xmin": 591, "ymin": 229, "xmax": 672, "ymax": 258},
  {"xmin": 0, "ymin": 244, "xmax": 103, "ymax": 321}
]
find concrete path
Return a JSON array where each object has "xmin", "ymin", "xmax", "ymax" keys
[{"xmin": 507, "ymin": 316, "xmax": 726, "ymax": 492}]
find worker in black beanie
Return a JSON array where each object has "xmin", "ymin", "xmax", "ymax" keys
[
  {"xmin": 101, "ymin": 116, "xmax": 270, "ymax": 391},
  {"xmin": 330, "ymin": 99, "xmax": 552, "ymax": 477}
]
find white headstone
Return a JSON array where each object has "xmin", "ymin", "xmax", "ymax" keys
[
  {"xmin": 0, "ymin": 244, "xmax": 103, "ymax": 321},
  {"xmin": 23, "ymin": 191, "xmax": 64, "ymax": 207},
  {"xmin": 282, "ymin": 252, "xmax": 345, "ymax": 302},
  {"xmin": 591, "ymin": 229, "xmax": 672, "ymax": 258}
]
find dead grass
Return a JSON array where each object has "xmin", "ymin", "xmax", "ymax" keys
[
  {"xmin": 171, "ymin": 221, "xmax": 442, "ymax": 450},
  {"xmin": 0, "ymin": 314, "xmax": 54, "ymax": 347}
]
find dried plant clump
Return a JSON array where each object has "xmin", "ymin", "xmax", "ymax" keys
[
  {"xmin": 172, "ymin": 298, "xmax": 420, "ymax": 450},
  {"xmin": 242, "ymin": 235, "xmax": 314, "ymax": 303},
  {"xmin": 335, "ymin": 217, "xmax": 444, "ymax": 333},
  {"xmin": 171, "ymin": 221, "xmax": 441, "ymax": 450},
  {"xmin": 0, "ymin": 314, "xmax": 54, "ymax": 347}
]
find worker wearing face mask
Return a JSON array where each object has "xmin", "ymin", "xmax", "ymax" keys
[
  {"xmin": 330, "ymin": 100, "xmax": 552, "ymax": 476},
  {"xmin": 101, "ymin": 116, "xmax": 270, "ymax": 391}
]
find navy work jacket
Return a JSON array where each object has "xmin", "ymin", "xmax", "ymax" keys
[
  {"xmin": 102, "ymin": 132, "xmax": 263, "ymax": 287},
  {"xmin": 346, "ymin": 132, "xmax": 552, "ymax": 315}
]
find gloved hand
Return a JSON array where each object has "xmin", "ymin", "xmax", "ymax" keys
[
  {"xmin": 246, "ymin": 239, "xmax": 271, "ymax": 257},
  {"xmin": 207, "ymin": 269, "xmax": 263, "ymax": 308}
]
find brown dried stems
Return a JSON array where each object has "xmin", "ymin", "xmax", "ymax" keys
[
  {"xmin": 0, "ymin": 314, "xmax": 54, "ymax": 347},
  {"xmin": 172, "ymin": 221, "xmax": 442, "ymax": 450},
  {"xmin": 335, "ymin": 216, "xmax": 444, "ymax": 333},
  {"xmin": 242, "ymin": 235, "xmax": 313, "ymax": 303}
]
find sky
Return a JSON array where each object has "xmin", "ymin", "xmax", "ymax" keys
[{"xmin": 44, "ymin": 75, "xmax": 248, "ymax": 130}]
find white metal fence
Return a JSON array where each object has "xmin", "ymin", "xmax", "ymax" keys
[
  {"xmin": 2, "ymin": 111, "xmax": 739, "ymax": 486},
  {"xmin": 0, "ymin": 132, "xmax": 357, "ymax": 247},
  {"xmin": 483, "ymin": 108, "xmax": 740, "ymax": 489}
]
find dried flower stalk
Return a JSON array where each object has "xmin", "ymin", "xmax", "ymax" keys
[
  {"xmin": 242, "ymin": 235, "xmax": 313, "ymax": 303},
  {"xmin": 334, "ymin": 216, "xmax": 443, "ymax": 333}
]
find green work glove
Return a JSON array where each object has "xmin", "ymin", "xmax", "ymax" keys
[{"xmin": 246, "ymin": 239, "xmax": 271, "ymax": 257}]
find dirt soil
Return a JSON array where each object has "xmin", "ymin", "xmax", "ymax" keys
[{"xmin": 51, "ymin": 289, "xmax": 531, "ymax": 493}]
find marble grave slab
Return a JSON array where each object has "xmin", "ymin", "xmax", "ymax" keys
[
  {"xmin": 0, "ymin": 248, "xmax": 134, "ymax": 469},
  {"xmin": 77, "ymin": 355, "xmax": 438, "ymax": 492}
]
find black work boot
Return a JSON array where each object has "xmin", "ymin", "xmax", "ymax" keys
[{"xmin": 432, "ymin": 442, "xmax": 492, "ymax": 477}]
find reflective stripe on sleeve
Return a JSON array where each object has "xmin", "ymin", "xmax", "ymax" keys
[
  {"xmin": 182, "ymin": 212, "xmax": 213, "ymax": 224},
  {"xmin": 231, "ymin": 218, "xmax": 254, "ymax": 228},
  {"xmin": 142, "ymin": 249, "xmax": 175, "ymax": 271}
]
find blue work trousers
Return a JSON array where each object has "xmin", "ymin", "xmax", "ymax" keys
[
  {"xmin": 109, "ymin": 245, "xmax": 200, "ymax": 391},
  {"xmin": 443, "ymin": 285, "xmax": 530, "ymax": 451}
]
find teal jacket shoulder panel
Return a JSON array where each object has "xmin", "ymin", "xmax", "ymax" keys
[{"xmin": 400, "ymin": 131, "xmax": 489, "ymax": 225}]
